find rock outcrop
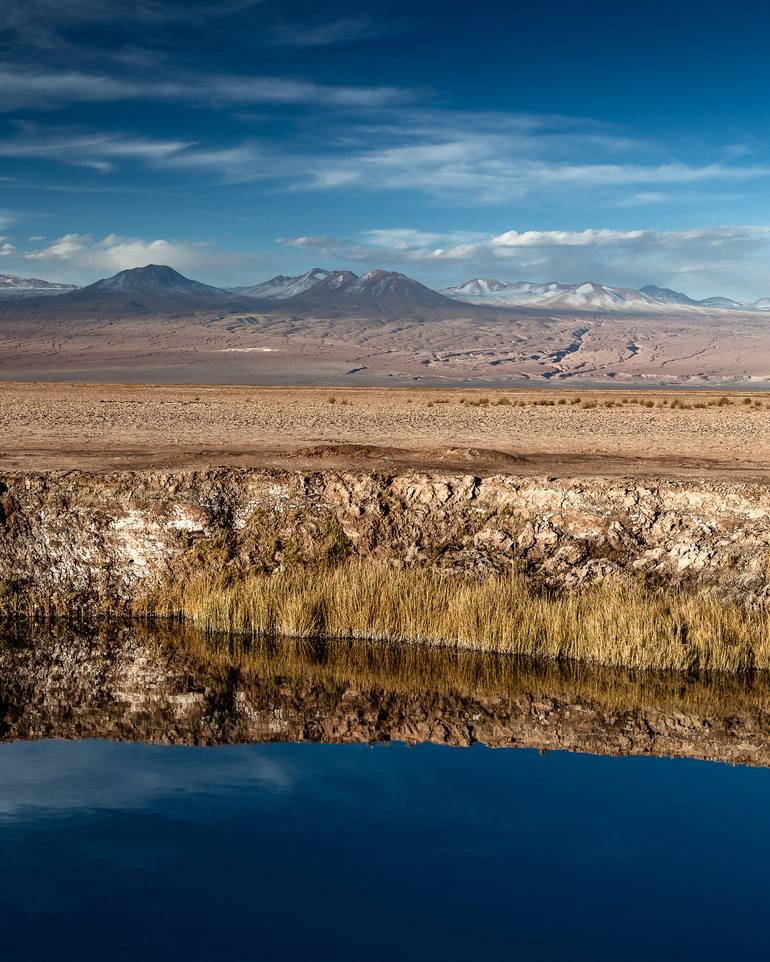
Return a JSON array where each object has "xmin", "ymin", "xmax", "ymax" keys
[{"xmin": 1, "ymin": 469, "xmax": 769, "ymax": 610}]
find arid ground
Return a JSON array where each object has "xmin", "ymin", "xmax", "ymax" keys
[
  {"xmin": 1, "ymin": 381, "xmax": 768, "ymax": 479},
  {"xmin": 2, "ymin": 297, "xmax": 770, "ymax": 386}
]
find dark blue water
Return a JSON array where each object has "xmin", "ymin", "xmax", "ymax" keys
[{"xmin": 1, "ymin": 740, "xmax": 769, "ymax": 961}]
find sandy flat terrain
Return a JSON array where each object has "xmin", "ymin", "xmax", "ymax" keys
[
  {"xmin": 0, "ymin": 382, "xmax": 768, "ymax": 479},
  {"xmin": 2, "ymin": 301, "xmax": 770, "ymax": 386}
]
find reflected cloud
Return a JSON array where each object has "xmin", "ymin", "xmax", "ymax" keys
[{"xmin": 0, "ymin": 741, "xmax": 294, "ymax": 819}]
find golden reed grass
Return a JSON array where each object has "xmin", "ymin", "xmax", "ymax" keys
[{"xmin": 140, "ymin": 562, "xmax": 770, "ymax": 674}]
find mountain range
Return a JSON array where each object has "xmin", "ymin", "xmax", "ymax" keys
[
  {"xmin": 241, "ymin": 268, "xmax": 454, "ymax": 312},
  {"xmin": 442, "ymin": 278, "xmax": 770, "ymax": 312},
  {"xmin": 0, "ymin": 264, "xmax": 769, "ymax": 316},
  {"xmin": 1, "ymin": 264, "xmax": 769, "ymax": 386}
]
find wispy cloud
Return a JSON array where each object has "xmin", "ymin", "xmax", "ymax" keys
[
  {"xmin": 0, "ymin": 0, "xmax": 263, "ymax": 49},
  {"xmin": 256, "ymin": 109, "xmax": 770, "ymax": 204},
  {"xmin": 276, "ymin": 234, "xmax": 346, "ymax": 250},
  {"xmin": 0, "ymin": 125, "xmax": 195, "ymax": 172},
  {"xmin": 270, "ymin": 17, "xmax": 379, "ymax": 47},
  {"xmin": 304, "ymin": 141, "xmax": 770, "ymax": 203},
  {"xmin": 0, "ymin": 124, "xmax": 285, "ymax": 182},
  {"xmin": 0, "ymin": 66, "xmax": 413, "ymax": 112},
  {"xmin": 4, "ymin": 104, "xmax": 767, "ymax": 207}
]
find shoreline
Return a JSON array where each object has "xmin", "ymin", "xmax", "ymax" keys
[{"xmin": 1, "ymin": 465, "xmax": 769, "ymax": 673}]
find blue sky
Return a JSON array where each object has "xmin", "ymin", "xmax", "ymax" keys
[{"xmin": 2, "ymin": 0, "xmax": 770, "ymax": 297}]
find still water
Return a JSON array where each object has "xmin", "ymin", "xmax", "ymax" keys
[{"xmin": 1, "ymin": 738, "xmax": 770, "ymax": 961}]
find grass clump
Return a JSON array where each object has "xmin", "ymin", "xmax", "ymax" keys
[{"xmin": 141, "ymin": 562, "xmax": 770, "ymax": 675}]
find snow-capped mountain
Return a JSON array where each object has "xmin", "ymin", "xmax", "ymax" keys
[
  {"xmin": 443, "ymin": 277, "xmax": 770, "ymax": 313},
  {"xmin": 443, "ymin": 279, "xmax": 660, "ymax": 310},
  {"xmin": 7, "ymin": 262, "xmax": 769, "ymax": 319},
  {"xmin": 292, "ymin": 268, "xmax": 457, "ymax": 309},
  {"xmin": 230, "ymin": 268, "xmax": 332, "ymax": 300},
  {"xmin": 0, "ymin": 273, "xmax": 78, "ymax": 296},
  {"xmin": 445, "ymin": 278, "xmax": 511, "ymax": 297},
  {"xmin": 240, "ymin": 268, "xmax": 457, "ymax": 313}
]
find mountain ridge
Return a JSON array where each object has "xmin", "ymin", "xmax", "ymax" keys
[
  {"xmin": 234, "ymin": 267, "xmax": 458, "ymax": 314},
  {"xmin": 4, "ymin": 263, "xmax": 770, "ymax": 315},
  {"xmin": 442, "ymin": 277, "xmax": 770, "ymax": 313}
]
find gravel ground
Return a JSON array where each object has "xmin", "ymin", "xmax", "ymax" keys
[{"xmin": 1, "ymin": 381, "xmax": 768, "ymax": 477}]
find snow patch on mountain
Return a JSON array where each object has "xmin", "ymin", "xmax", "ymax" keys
[
  {"xmin": 443, "ymin": 277, "xmax": 770, "ymax": 313},
  {"xmin": 442, "ymin": 279, "xmax": 660, "ymax": 310},
  {"xmin": 231, "ymin": 268, "xmax": 333, "ymax": 300},
  {"xmin": 0, "ymin": 273, "xmax": 78, "ymax": 296}
]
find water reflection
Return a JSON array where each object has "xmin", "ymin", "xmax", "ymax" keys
[
  {"xmin": 0, "ymin": 740, "xmax": 294, "ymax": 819},
  {"xmin": 2, "ymin": 621, "xmax": 770, "ymax": 766},
  {"xmin": 2, "ymin": 739, "xmax": 770, "ymax": 961},
  {"xmin": 3, "ymin": 625, "xmax": 770, "ymax": 959}
]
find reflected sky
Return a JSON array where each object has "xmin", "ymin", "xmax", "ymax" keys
[
  {"xmin": 0, "ymin": 740, "xmax": 295, "ymax": 818},
  {"xmin": 1, "ymin": 740, "xmax": 770, "ymax": 961}
]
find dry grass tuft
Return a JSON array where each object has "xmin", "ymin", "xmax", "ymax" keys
[{"xmin": 140, "ymin": 562, "xmax": 770, "ymax": 674}]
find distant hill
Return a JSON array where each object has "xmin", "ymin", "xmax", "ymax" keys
[
  {"xmin": 699, "ymin": 296, "xmax": 745, "ymax": 310},
  {"xmin": 83, "ymin": 264, "xmax": 224, "ymax": 297},
  {"xmin": 0, "ymin": 273, "xmax": 78, "ymax": 297},
  {"xmin": 46, "ymin": 264, "xmax": 249, "ymax": 314},
  {"xmin": 639, "ymin": 285, "xmax": 701, "ymax": 306}
]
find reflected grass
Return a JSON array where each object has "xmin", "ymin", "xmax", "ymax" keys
[
  {"xmin": 118, "ymin": 622, "xmax": 770, "ymax": 719},
  {"xmin": 4, "ymin": 619, "xmax": 770, "ymax": 753}
]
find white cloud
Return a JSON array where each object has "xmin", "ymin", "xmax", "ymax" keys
[
  {"xmin": 276, "ymin": 234, "xmax": 343, "ymax": 250},
  {"xmin": 275, "ymin": 224, "xmax": 770, "ymax": 300},
  {"xmin": 491, "ymin": 229, "xmax": 649, "ymax": 248},
  {"xmin": 23, "ymin": 233, "xmax": 209, "ymax": 271},
  {"xmin": 17, "ymin": 231, "xmax": 260, "ymax": 284},
  {"xmin": 9, "ymin": 222, "xmax": 770, "ymax": 298}
]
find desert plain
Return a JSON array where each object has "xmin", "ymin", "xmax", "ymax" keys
[{"xmin": 1, "ymin": 380, "xmax": 768, "ymax": 479}]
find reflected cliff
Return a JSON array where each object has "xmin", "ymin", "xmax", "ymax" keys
[{"xmin": 2, "ymin": 622, "xmax": 770, "ymax": 766}]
